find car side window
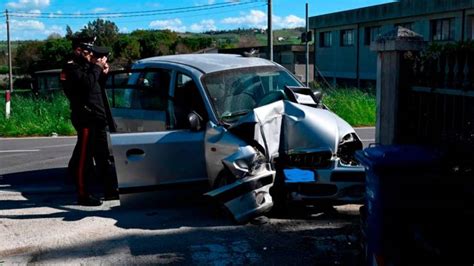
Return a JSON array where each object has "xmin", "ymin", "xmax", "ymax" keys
[
  {"xmin": 172, "ymin": 73, "xmax": 208, "ymax": 130},
  {"xmin": 134, "ymin": 70, "xmax": 171, "ymax": 110},
  {"xmin": 106, "ymin": 68, "xmax": 172, "ymax": 133}
]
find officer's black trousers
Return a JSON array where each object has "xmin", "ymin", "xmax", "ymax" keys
[{"xmin": 68, "ymin": 121, "xmax": 115, "ymax": 198}]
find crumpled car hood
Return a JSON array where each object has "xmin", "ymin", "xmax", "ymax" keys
[
  {"xmin": 229, "ymin": 100, "xmax": 356, "ymax": 158},
  {"xmin": 204, "ymin": 100, "xmax": 358, "ymax": 223}
]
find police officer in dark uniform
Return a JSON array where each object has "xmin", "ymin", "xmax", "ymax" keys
[{"xmin": 61, "ymin": 36, "xmax": 117, "ymax": 206}]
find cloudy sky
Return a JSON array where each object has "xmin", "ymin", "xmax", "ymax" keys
[{"xmin": 0, "ymin": 0, "xmax": 394, "ymax": 41}]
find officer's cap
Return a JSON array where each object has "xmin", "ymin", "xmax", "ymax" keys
[
  {"xmin": 90, "ymin": 46, "xmax": 110, "ymax": 58},
  {"xmin": 71, "ymin": 36, "xmax": 96, "ymax": 50}
]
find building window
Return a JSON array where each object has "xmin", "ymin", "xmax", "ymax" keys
[
  {"xmin": 364, "ymin": 26, "xmax": 381, "ymax": 45},
  {"xmin": 319, "ymin": 31, "xmax": 332, "ymax": 47},
  {"xmin": 431, "ymin": 18, "xmax": 455, "ymax": 41},
  {"xmin": 340, "ymin": 29, "xmax": 354, "ymax": 46},
  {"xmin": 395, "ymin": 22, "xmax": 413, "ymax": 30}
]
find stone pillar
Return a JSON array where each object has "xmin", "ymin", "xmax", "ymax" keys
[{"xmin": 370, "ymin": 27, "xmax": 425, "ymax": 145}]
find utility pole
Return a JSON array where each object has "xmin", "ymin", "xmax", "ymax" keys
[
  {"xmin": 305, "ymin": 3, "xmax": 309, "ymax": 86},
  {"xmin": 6, "ymin": 9, "xmax": 12, "ymax": 118},
  {"xmin": 267, "ymin": 0, "xmax": 273, "ymax": 61}
]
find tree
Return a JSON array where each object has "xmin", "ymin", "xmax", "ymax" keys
[
  {"xmin": 174, "ymin": 42, "xmax": 191, "ymax": 54},
  {"xmin": 39, "ymin": 38, "xmax": 71, "ymax": 69},
  {"xmin": 238, "ymin": 34, "xmax": 260, "ymax": 48},
  {"xmin": 80, "ymin": 19, "xmax": 119, "ymax": 48},
  {"xmin": 14, "ymin": 41, "xmax": 44, "ymax": 74},
  {"xmin": 113, "ymin": 35, "xmax": 140, "ymax": 65},
  {"xmin": 65, "ymin": 25, "xmax": 74, "ymax": 39},
  {"xmin": 47, "ymin": 33, "xmax": 62, "ymax": 40},
  {"xmin": 174, "ymin": 37, "xmax": 213, "ymax": 54},
  {"xmin": 131, "ymin": 30, "xmax": 178, "ymax": 57}
]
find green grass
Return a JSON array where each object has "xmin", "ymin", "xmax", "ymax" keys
[
  {"xmin": 322, "ymin": 88, "xmax": 376, "ymax": 127},
  {"xmin": 0, "ymin": 87, "xmax": 375, "ymax": 137},
  {"xmin": 0, "ymin": 65, "xmax": 8, "ymax": 74},
  {"xmin": 0, "ymin": 91, "xmax": 75, "ymax": 137}
]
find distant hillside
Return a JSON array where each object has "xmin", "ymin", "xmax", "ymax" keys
[
  {"xmin": 1, "ymin": 27, "xmax": 306, "ymax": 53},
  {"xmin": 180, "ymin": 27, "xmax": 306, "ymax": 48},
  {"xmin": 0, "ymin": 27, "xmax": 308, "ymax": 75}
]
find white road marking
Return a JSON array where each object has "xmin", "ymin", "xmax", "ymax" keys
[
  {"xmin": 360, "ymin": 139, "xmax": 375, "ymax": 142},
  {"xmin": 0, "ymin": 150, "xmax": 40, "ymax": 153},
  {"xmin": 0, "ymin": 155, "xmax": 70, "ymax": 174},
  {"xmin": 34, "ymin": 144, "xmax": 75, "ymax": 149},
  {"xmin": 0, "ymin": 136, "xmax": 76, "ymax": 140}
]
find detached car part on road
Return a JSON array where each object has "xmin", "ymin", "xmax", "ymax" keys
[{"xmin": 105, "ymin": 54, "xmax": 365, "ymax": 223}]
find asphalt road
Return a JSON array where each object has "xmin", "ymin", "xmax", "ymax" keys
[
  {"xmin": 0, "ymin": 128, "xmax": 374, "ymax": 175},
  {"xmin": 0, "ymin": 128, "xmax": 374, "ymax": 265}
]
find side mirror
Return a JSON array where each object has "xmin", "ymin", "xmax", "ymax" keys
[
  {"xmin": 188, "ymin": 112, "xmax": 202, "ymax": 131},
  {"xmin": 313, "ymin": 91, "xmax": 323, "ymax": 104}
]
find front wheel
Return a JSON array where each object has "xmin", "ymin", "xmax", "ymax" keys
[{"xmin": 213, "ymin": 169, "xmax": 236, "ymax": 189}]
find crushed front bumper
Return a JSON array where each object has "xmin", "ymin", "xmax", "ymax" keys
[
  {"xmin": 281, "ymin": 160, "xmax": 366, "ymax": 204},
  {"xmin": 205, "ymin": 169, "xmax": 275, "ymax": 223}
]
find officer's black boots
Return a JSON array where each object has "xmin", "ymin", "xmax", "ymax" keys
[
  {"xmin": 103, "ymin": 189, "xmax": 119, "ymax": 201},
  {"xmin": 78, "ymin": 194, "xmax": 103, "ymax": 206}
]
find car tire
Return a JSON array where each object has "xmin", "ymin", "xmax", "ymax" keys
[
  {"xmin": 213, "ymin": 169, "xmax": 236, "ymax": 189},
  {"xmin": 212, "ymin": 169, "xmax": 237, "ymax": 221}
]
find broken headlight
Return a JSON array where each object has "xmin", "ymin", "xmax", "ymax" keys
[
  {"xmin": 223, "ymin": 146, "xmax": 269, "ymax": 179},
  {"xmin": 337, "ymin": 133, "xmax": 363, "ymax": 166}
]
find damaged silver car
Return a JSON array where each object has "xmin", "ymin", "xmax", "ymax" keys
[{"xmin": 106, "ymin": 54, "xmax": 365, "ymax": 223}]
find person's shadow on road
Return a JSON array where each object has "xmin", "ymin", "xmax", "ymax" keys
[{"xmin": 0, "ymin": 167, "xmax": 235, "ymax": 230}]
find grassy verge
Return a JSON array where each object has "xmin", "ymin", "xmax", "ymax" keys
[
  {"xmin": 322, "ymin": 88, "xmax": 376, "ymax": 127},
  {"xmin": 0, "ymin": 88, "xmax": 375, "ymax": 137},
  {"xmin": 0, "ymin": 91, "xmax": 75, "ymax": 137}
]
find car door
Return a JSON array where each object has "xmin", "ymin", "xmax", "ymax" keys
[{"xmin": 106, "ymin": 68, "xmax": 208, "ymax": 195}]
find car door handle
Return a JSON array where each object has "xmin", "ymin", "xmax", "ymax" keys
[{"xmin": 126, "ymin": 148, "xmax": 145, "ymax": 161}]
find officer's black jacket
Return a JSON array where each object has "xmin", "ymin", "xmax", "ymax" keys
[{"xmin": 62, "ymin": 56, "xmax": 107, "ymax": 126}]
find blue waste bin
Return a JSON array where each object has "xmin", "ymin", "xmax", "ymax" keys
[{"xmin": 355, "ymin": 145, "xmax": 443, "ymax": 265}]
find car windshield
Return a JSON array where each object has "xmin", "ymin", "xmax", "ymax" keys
[{"xmin": 203, "ymin": 66, "xmax": 301, "ymax": 122}]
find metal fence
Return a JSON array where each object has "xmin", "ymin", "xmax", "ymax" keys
[{"xmin": 398, "ymin": 44, "xmax": 474, "ymax": 151}]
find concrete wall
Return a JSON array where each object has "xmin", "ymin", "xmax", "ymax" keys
[
  {"xmin": 310, "ymin": 0, "xmax": 473, "ymax": 29},
  {"xmin": 312, "ymin": 0, "xmax": 473, "ymax": 83},
  {"xmin": 294, "ymin": 64, "xmax": 314, "ymax": 83},
  {"xmin": 316, "ymin": 25, "xmax": 358, "ymax": 80},
  {"xmin": 219, "ymin": 45, "xmax": 314, "ymax": 82}
]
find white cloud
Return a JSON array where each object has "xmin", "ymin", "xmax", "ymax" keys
[
  {"xmin": 221, "ymin": 10, "xmax": 267, "ymax": 28},
  {"xmin": 15, "ymin": 24, "xmax": 65, "ymax": 40},
  {"xmin": 93, "ymin": 8, "xmax": 107, "ymax": 13},
  {"xmin": 149, "ymin": 19, "xmax": 186, "ymax": 32},
  {"xmin": 26, "ymin": 9, "xmax": 41, "ymax": 17},
  {"xmin": 7, "ymin": 0, "xmax": 50, "ymax": 10},
  {"xmin": 43, "ymin": 25, "xmax": 64, "ymax": 36},
  {"xmin": 48, "ymin": 10, "xmax": 62, "ymax": 18},
  {"xmin": 275, "ymin": 15, "xmax": 305, "ymax": 28},
  {"xmin": 120, "ymin": 27, "xmax": 130, "ymax": 33},
  {"xmin": 221, "ymin": 10, "xmax": 305, "ymax": 29},
  {"xmin": 190, "ymin": 19, "xmax": 216, "ymax": 32},
  {"xmin": 145, "ymin": 2, "xmax": 160, "ymax": 8},
  {"xmin": 0, "ymin": 20, "xmax": 66, "ymax": 40},
  {"xmin": 12, "ymin": 19, "xmax": 45, "ymax": 30}
]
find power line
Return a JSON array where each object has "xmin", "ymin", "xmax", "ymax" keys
[
  {"xmin": 10, "ymin": 0, "xmax": 263, "ymax": 16},
  {"xmin": 83, "ymin": 3, "xmax": 267, "ymax": 24},
  {"xmin": 9, "ymin": 1, "xmax": 266, "ymax": 19}
]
